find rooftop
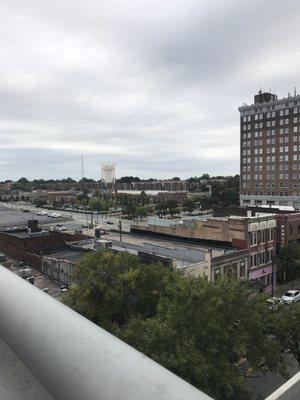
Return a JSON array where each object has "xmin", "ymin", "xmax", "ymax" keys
[
  {"xmin": 239, "ymin": 91, "xmax": 300, "ymax": 111},
  {"xmin": 44, "ymin": 250, "xmax": 86, "ymax": 263},
  {"xmin": 6, "ymin": 230, "xmax": 52, "ymax": 239},
  {"xmin": 117, "ymin": 190, "xmax": 187, "ymax": 195}
]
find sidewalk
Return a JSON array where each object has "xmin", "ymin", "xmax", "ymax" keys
[{"xmin": 274, "ymin": 277, "xmax": 300, "ymax": 297}]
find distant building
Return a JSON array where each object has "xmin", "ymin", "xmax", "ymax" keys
[
  {"xmin": 116, "ymin": 190, "xmax": 188, "ymax": 204},
  {"xmin": 101, "ymin": 163, "xmax": 116, "ymax": 185},
  {"xmin": 239, "ymin": 89, "xmax": 300, "ymax": 207}
]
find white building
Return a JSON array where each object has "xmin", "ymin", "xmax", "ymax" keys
[{"xmin": 101, "ymin": 163, "xmax": 116, "ymax": 184}]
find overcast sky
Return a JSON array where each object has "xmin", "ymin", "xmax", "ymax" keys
[{"xmin": 1, "ymin": 0, "xmax": 300, "ymax": 181}]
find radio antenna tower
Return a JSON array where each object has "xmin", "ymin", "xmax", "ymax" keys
[{"xmin": 81, "ymin": 154, "xmax": 85, "ymax": 179}]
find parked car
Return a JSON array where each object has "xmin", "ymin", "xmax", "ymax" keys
[
  {"xmin": 281, "ymin": 290, "xmax": 300, "ymax": 305},
  {"xmin": 22, "ymin": 209, "xmax": 30, "ymax": 213},
  {"xmin": 267, "ymin": 297, "xmax": 283, "ymax": 310},
  {"xmin": 36, "ymin": 210, "xmax": 47, "ymax": 216},
  {"xmin": 81, "ymin": 224, "xmax": 89, "ymax": 228},
  {"xmin": 106, "ymin": 221, "xmax": 114, "ymax": 225},
  {"xmin": 47, "ymin": 212, "xmax": 61, "ymax": 218},
  {"xmin": 56, "ymin": 226, "xmax": 67, "ymax": 231}
]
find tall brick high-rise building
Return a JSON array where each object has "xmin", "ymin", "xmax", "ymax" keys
[{"xmin": 239, "ymin": 90, "xmax": 300, "ymax": 208}]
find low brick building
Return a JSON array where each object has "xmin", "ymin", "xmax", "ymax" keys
[
  {"xmin": 132, "ymin": 214, "xmax": 277, "ymax": 292},
  {"xmin": 0, "ymin": 227, "xmax": 87, "ymax": 266},
  {"xmin": 211, "ymin": 249, "xmax": 249, "ymax": 283}
]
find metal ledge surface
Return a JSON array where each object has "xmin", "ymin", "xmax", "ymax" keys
[{"xmin": 0, "ymin": 266, "xmax": 213, "ymax": 400}]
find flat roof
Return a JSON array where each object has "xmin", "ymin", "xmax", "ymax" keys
[
  {"xmin": 117, "ymin": 190, "xmax": 187, "ymax": 195},
  {"xmin": 5, "ymin": 231, "xmax": 52, "ymax": 239},
  {"xmin": 44, "ymin": 250, "xmax": 86, "ymax": 263}
]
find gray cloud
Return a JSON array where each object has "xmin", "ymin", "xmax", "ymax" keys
[{"xmin": 1, "ymin": 0, "xmax": 300, "ymax": 180}]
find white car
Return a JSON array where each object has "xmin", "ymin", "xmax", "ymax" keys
[
  {"xmin": 53, "ymin": 213, "xmax": 61, "ymax": 218},
  {"xmin": 56, "ymin": 226, "xmax": 66, "ymax": 231},
  {"xmin": 267, "ymin": 297, "xmax": 283, "ymax": 310},
  {"xmin": 47, "ymin": 212, "xmax": 61, "ymax": 218},
  {"xmin": 281, "ymin": 290, "xmax": 300, "ymax": 305}
]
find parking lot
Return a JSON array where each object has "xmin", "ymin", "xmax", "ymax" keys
[{"xmin": 0, "ymin": 205, "xmax": 69, "ymax": 229}]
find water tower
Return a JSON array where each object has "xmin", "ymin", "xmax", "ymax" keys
[{"xmin": 101, "ymin": 163, "xmax": 116, "ymax": 184}]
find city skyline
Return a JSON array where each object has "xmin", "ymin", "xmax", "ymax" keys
[{"xmin": 1, "ymin": 0, "xmax": 300, "ymax": 180}]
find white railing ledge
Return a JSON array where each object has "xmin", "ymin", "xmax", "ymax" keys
[
  {"xmin": 265, "ymin": 371, "xmax": 300, "ymax": 400},
  {"xmin": 0, "ymin": 266, "xmax": 213, "ymax": 400}
]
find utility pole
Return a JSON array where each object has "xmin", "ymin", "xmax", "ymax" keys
[
  {"xmin": 91, "ymin": 211, "xmax": 94, "ymax": 228},
  {"xmin": 119, "ymin": 217, "xmax": 122, "ymax": 244},
  {"xmin": 271, "ymin": 245, "xmax": 276, "ymax": 297},
  {"xmin": 271, "ymin": 258, "xmax": 274, "ymax": 297}
]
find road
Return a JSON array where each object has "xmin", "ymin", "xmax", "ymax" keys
[{"xmin": 246, "ymin": 355, "xmax": 299, "ymax": 399}]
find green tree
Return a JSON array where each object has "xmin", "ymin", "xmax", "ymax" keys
[
  {"xmin": 182, "ymin": 198, "xmax": 196, "ymax": 213},
  {"xmin": 64, "ymin": 250, "xmax": 174, "ymax": 330},
  {"xmin": 120, "ymin": 279, "xmax": 286, "ymax": 400},
  {"xmin": 122, "ymin": 202, "xmax": 137, "ymax": 218},
  {"xmin": 277, "ymin": 243, "xmax": 300, "ymax": 283},
  {"xmin": 12, "ymin": 177, "xmax": 32, "ymax": 192},
  {"xmin": 165, "ymin": 199, "xmax": 179, "ymax": 215},
  {"xmin": 18, "ymin": 177, "xmax": 29, "ymax": 185},
  {"xmin": 212, "ymin": 187, "xmax": 239, "ymax": 206},
  {"xmin": 272, "ymin": 305, "xmax": 300, "ymax": 368},
  {"xmin": 89, "ymin": 198, "xmax": 110, "ymax": 212},
  {"xmin": 155, "ymin": 203, "xmax": 168, "ymax": 217},
  {"xmin": 200, "ymin": 174, "xmax": 210, "ymax": 180},
  {"xmin": 63, "ymin": 251, "xmax": 290, "ymax": 400},
  {"xmin": 135, "ymin": 205, "xmax": 149, "ymax": 219},
  {"xmin": 139, "ymin": 190, "xmax": 149, "ymax": 205},
  {"xmin": 226, "ymin": 175, "xmax": 240, "ymax": 188},
  {"xmin": 118, "ymin": 176, "xmax": 141, "ymax": 183},
  {"xmin": 198, "ymin": 196, "xmax": 220, "ymax": 210},
  {"xmin": 33, "ymin": 198, "xmax": 47, "ymax": 207},
  {"xmin": 76, "ymin": 192, "xmax": 89, "ymax": 205}
]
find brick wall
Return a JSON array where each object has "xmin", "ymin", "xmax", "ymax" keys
[
  {"xmin": 24, "ymin": 252, "xmax": 42, "ymax": 270},
  {"xmin": 276, "ymin": 213, "xmax": 300, "ymax": 246},
  {"xmin": 132, "ymin": 218, "xmax": 246, "ymax": 245}
]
